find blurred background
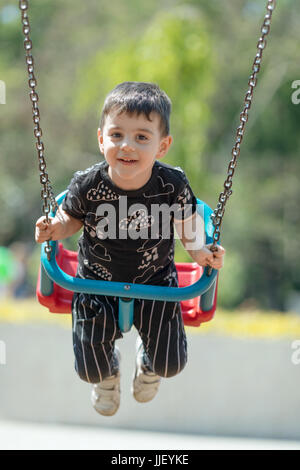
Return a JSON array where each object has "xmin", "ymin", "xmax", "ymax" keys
[{"xmin": 0, "ymin": 0, "xmax": 300, "ymax": 450}]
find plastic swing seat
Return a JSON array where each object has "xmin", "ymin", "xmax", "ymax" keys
[
  {"xmin": 37, "ymin": 246, "xmax": 218, "ymax": 326},
  {"xmin": 36, "ymin": 192, "xmax": 219, "ymax": 331}
]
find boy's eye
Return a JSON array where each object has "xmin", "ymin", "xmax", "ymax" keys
[
  {"xmin": 111, "ymin": 133, "xmax": 122, "ymax": 138},
  {"xmin": 137, "ymin": 134, "xmax": 148, "ymax": 141}
]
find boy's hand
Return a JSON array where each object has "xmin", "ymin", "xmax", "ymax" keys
[
  {"xmin": 35, "ymin": 208, "xmax": 83, "ymax": 243},
  {"xmin": 35, "ymin": 216, "xmax": 55, "ymax": 243},
  {"xmin": 193, "ymin": 244, "xmax": 226, "ymax": 270}
]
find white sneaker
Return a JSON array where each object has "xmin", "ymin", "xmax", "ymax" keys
[
  {"xmin": 91, "ymin": 347, "xmax": 121, "ymax": 416},
  {"xmin": 132, "ymin": 337, "xmax": 161, "ymax": 403}
]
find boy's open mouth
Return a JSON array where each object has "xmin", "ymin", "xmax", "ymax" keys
[{"xmin": 118, "ymin": 158, "xmax": 137, "ymax": 164}]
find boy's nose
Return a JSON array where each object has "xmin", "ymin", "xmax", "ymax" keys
[{"xmin": 120, "ymin": 140, "xmax": 135, "ymax": 152}]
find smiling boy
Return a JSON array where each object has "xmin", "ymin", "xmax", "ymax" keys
[
  {"xmin": 98, "ymin": 108, "xmax": 173, "ymax": 190},
  {"xmin": 35, "ymin": 82, "xmax": 225, "ymax": 416}
]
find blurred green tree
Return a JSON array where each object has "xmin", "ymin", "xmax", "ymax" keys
[{"xmin": 71, "ymin": 6, "xmax": 215, "ymax": 192}]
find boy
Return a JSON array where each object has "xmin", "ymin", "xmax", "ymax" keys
[{"xmin": 35, "ymin": 82, "xmax": 225, "ymax": 416}]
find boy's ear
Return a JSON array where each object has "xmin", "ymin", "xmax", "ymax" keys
[
  {"xmin": 97, "ymin": 128, "xmax": 104, "ymax": 154},
  {"xmin": 156, "ymin": 135, "xmax": 173, "ymax": 160}
]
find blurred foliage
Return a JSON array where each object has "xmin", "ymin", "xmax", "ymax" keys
[
  {"xmin": 0, "ymin": 0, "xmax": 300, "ymax": 311},
  {"xmin": 72, "ymin": 7, "xmax": 215, "ymax": 186}
]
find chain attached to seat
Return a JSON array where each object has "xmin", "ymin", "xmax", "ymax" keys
[
  {"xmin": 208, "ymin": 0, "xmax": 276, "ymax": 274},
  {"xmin": 19, "ymin": 0, "xmax": 59, "ymax": 260}
]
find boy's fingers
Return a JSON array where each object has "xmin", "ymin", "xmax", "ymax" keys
[
  {"xmin": 213, "ymin": 250, "xmax": 224, "ymax": 258},
  {"xmin": 205, "ymin": 255, "xmax": 215, "ymax": 266},
  {"xmin": 36, "ymin": 217, "xmax": 52, "ymax": 230},
  {"xmin": 35, "ymin": 219, "xmax": 53, "ymax": 241},
  {"xmin": 36, "ymin": 220, "xmax": 46, "ymax": 229},
  {"xmin": 206, "ymin": 251, "xmax": 225, "ymax": 268},
  {"xmin": 206, "ymin": 244, "xmax": 225, "ymax": 257}
]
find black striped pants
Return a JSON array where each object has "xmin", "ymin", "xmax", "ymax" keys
[{"xmin": 71, "ymin": 292, "xmax": 187, "ymax": 384}]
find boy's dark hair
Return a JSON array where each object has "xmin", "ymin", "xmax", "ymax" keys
[{"xmin": 99, "ymin": 82, "xmax": 172, "ymax": 136}]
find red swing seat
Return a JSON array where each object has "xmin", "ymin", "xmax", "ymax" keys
[{"xmin": 37, "ymin": 243, "xmax": 218, "ymax": 327}]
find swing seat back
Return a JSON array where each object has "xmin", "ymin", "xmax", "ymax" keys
[{"xmin": 37, "ymin": 243, "xmax": 218, "ymax": 326}]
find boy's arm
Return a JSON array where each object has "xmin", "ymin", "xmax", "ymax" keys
[
  {"xmin": 35, "ymin": 205, "xmax": 83, "ymax": 243},
  {"xmin": 174, "ymin": 212, "xmax": 225, "ymax": 270}
]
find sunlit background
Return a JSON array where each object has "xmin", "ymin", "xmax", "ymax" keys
[{"xmin": 0, "ymin": 0, "xmax": 300, "ymax": 450}]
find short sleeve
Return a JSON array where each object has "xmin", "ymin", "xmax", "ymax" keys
[
  {"xmin": 174, "ymin": 184, "xmax": 197, "ymax": 222},
  {"xmin": 173, "ymin": 170, "xmax": 198, "ymax": 223},
  {"xmin": 62, "ymin": 171, "xmax": 87, "ymax": 221}
]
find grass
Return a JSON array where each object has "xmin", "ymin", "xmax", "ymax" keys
[{"xmin": 1, "ymin": 296, "xmax": 300, "ymax": 339}]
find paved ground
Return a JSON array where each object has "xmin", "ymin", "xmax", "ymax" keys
[
  {"xmin": 1, "ymin": 420, "xmax": 300, "ymax": 450},
  {"xmin": 2, "ymin": 322, "xmax": 300, "ymax": 441}
]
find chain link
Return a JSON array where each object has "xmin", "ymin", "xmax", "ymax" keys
[
  {"xmin": 207, "ymin": 0, "xmax": 276, "ymax": 274},
  {"xmin": 19, "ymin": 0, "xmax": 59, "ymax": 260}
]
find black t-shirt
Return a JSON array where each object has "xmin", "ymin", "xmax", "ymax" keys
[{"xmin": 62, "ymin": 160, "xmax": 197, "ymax": 285}]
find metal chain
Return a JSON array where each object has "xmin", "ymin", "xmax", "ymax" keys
[
  {"xmin": 209, "ymin": 0, "xmax": 276, "ymax": 266},
  {"xmin": 19, "ymin": 0, "xmax": 59, "ymax": 260}
]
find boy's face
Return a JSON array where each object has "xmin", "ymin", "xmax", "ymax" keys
[{"xmin": 98, "ymin": 110, "xmax": 172, "ymax": 190}]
